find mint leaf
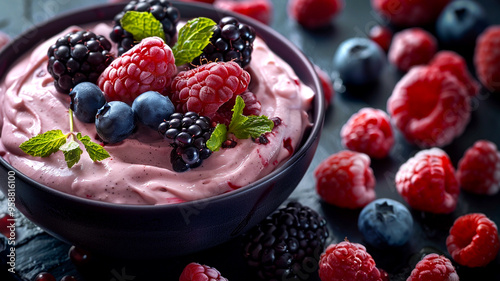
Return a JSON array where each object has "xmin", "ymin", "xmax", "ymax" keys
[
  {"xmin": 172, "ymin": 17, "xmax": 216, "ymax": 66},
  {"xmin": 60, "ymin": 140, "xmax": 82, "ymax": 168},
  {"xmin": 228, "ymin": 95, "xmax": 247, "ymax": 133},
  {"xmin": 228, "ymin": 95, "xmax": 274, "ymax": 139},
  {"xmin": 121, "ymin": 11, "xmax": 166, "ymax": 42},
  {"xmin": 207, "ymin": 124, "xmax": 227, "ymax": 152},
  {"xmin": 19, "ymin": 129, "xmax": 67, "ymax": 157},
  {"xmin": 77, "ymin": 133, "xmax": 110, "ymax": 162}
]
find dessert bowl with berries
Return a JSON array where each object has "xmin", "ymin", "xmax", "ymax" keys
[{"xmin": 0, "ymin": 1, "xmax": 324, "ymax": 258}]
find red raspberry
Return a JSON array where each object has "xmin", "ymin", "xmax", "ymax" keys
[
  {"xmin": 446, "ymin": 213, "xmax": 500, "ymax": 267},
  {"xmin": 288, "ymin": 0, "xmax": 344, "ymax": 29},
  {"xmin": 212, "ymin": 91, "xmax": 261, "ymax": 125},
  {"xmin": 407, "ymin": 253, "xmax": 459, "ymax": 281},
  {"xmin": 457, "ymin": 140, "xmax": 500, "ymax": 195},
  {"xmin": 314, "ymin": 150, "xmax": 376, "ymax": 209},
  {"xmin": 214, "ymin": 0, "xmax": 273, "ymax": 25},
  {"xmin": 314, "ymin": 65, "xmax": 335, "ymax": 108},
  {"xmin": 319, "ymin": 241, "xmax": 385, "ymax": 281},
  {"xmin": 169, "ymin": 61, "xmax": 251, "ymax": 118},
  {"xmin": 387, "ymin": 66, "xmax": 470, "ymax": 147},
  {"xmin": 179, "ymin": 262, "xmax": 228, "ymax": 281},
  {"xmin": 388, "ymin": 28, "xmax": 438, "ymax": 72},
  {"xmin": 395, "ymin": 148, "xmax": 459, "ymax": 214},
  {"xmin": 369, "ymin": 25, "xmax": 392, "ymax": 52},
  {"xmin": 474, "ymin": 25, "xmax": 500, "ymax": 92},
  {"xmin": 371, "ymin": 0, "xmax": 450, "ymax": 27},
  {"xmin": 340, "ymin": 107, "xmax": 394, "ymax": 159},
  {"xmin": 0, "ymin": 31, "xmax": 10, "ymax": 50},
  {"xmin": 98, "ymin": 36, "xmax": 176, "ymax": 104},
  {"xmin": 429, "ymin": 51, "xmax": 480, "ymax": 97}
]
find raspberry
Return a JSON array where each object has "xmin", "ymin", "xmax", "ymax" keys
[
  {"xmin": 340, "ymin": 108, "xmax": 394, "ymax": 159},
  {"xmin": 395, "ymin": 148, "xmax": 459, "ymax": 214},
  {"xmin": 319, "ymin": 241, "xmax": 385, "ymax": 281},
  {"xmin": 179, "ymin": 262, "xmax": 228, "ymax": 281},
  {"xmin": 288, "ymin": 0, "xmax": 344, "ymax": 29},
  {"xmin": 387, "ymin": 66, "xmax": 470, "ymax": 148},
  {"xmin": 429, "ymin": 50, "xmax": 480, "ymax": 97},
  {"xmin": 0, "ymin": 30, "xmax": 10, "ymax": 50},
  {"xmin": 214, "ymin": 0, "xmax": 273, "ymax": 25},
  {"xmin": 212, "ymin": 91, "xmax": 261, "ymax": 125},
  {"xmin": 314, "ymin": 65, "xmax": 335, "ymax": 108},
  {"xmin": 371, "ymin": 0, "xmax": 450, "ymax": 27},
  {"xmin": 98, "ymin": 36, "xmax": 176, "ymax": 104},
  {"xmin": 407, "ymin": 253, "xmax": 459, "ymax": 281},
  {"xmin": 314, "ymin": 150, "xmax": 376, "ymax": 209},
  {"xmin": 169, "ymin": 61, "xmax": 251, "ymax": 118},
  {"xmin": 369, "ymin": 25, "xmax": 392, "ymax": 52},
  {"xmin": 388, "ymin": 28, "xmax": 438, "ymax": 72},
  {"xmin": 457, "ymin": 140, "xmax": 500, "ymax": 195},
  {"xmin": 474, "ymin": 25, "xmax": 500, "ymax": 92},
  {"xmin": 446, "ymin": 213, "xmax": 500, "ymax": 267}
]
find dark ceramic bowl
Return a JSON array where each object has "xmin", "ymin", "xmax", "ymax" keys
[{"xmin": 0, "ymin": 2, "xmax": 324, "ymax": 258}]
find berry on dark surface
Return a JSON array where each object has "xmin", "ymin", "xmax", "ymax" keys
[
  {"xmin": 132, "ymin": 91, "xmax": 175, "ymax": 129},
  {"xmin": 95, "ymin": 101, "xmax": 136, "ymax": 144},
  {"xmin": 179, "ymin": 262, "xmax": 228, "ymax": 281},
  {"xmin": 0, "ymin": 213, "xmax": 14, "ymax": 238},
  {"xmin": 47, "ymin": 30, "xmax": 114, "ymax": 93},
  {"xmin": 34, "ymin": 272, "xmax": 56, "ymax": 281},
  {"xmin": 109, "ymin": 0, "xmax": 180, "ymax": 55},
  {"xmin": 69, "ymin": 82, "xmax": 107, "ymax": 123},
  {"xmin": 243, "ymin": 202, "xmax": 329, "ymax": 281}
]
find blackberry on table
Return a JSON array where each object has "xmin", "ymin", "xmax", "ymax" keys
[
  {"xmin": 47, "ymin": 30, "xmax": 114, "ymax": 94},
  {"xmin": 109, "ymin": 0, "xmax": 180, "ymax": 55}
]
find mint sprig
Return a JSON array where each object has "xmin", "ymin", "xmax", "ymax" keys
[
  {"xmin": 121, "ymin": 11, "xmax": 166, "ymax": 42},
  {"xmin": 172, "ymin": 17, "xmax": 216, "ymax": 66}
]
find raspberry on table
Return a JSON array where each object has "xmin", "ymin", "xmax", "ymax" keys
[
  {"xmin": 406, "ymin": 253, "xmax": 459, "ymax": 281},
  {"xmin": 371, "ymin": 0, "xmax": 450, "ymax": 27},
  {"xmin": 179, "ymin": 262, "xmax": 228, "ymax": 281},
  {"xmin": 446, "ymin": 213, "xmax": 500, "ymax": 267},
  {"xmin": 314, "ymin": 150, "xmax": 376, "ymax": 209},
  {"xmin": 98, "ymin": 36, "xmax": 176, "ymax": 104},
  {"xmin": 395, "ymin": 148, "xmax": 460, "ymax": 214},
  {"xmin": 388, "ymin": 28, "xmax": 438, "ymax": 72},
  {"xmin": 212, "ymin": 91, "xmax": 261, "ymax": 126},
  {"xmin": 457, "ymin": 140, "xmax": 500, "ymax": 195},
  {"xmin": 314, "ymin": 65, "xmax": 335, "ymax": 108},
  {"xmin": 369, "ymin": 25, "xmax": 392, "ymax": 52},
  {"xmin": 340, "ymin": 107, "xmax": 394, "ymax": 159},
  {"xmin": 214, "ymin": 0, "xmax": 273, "ymax": 25},
  {"xmin": 474, "ymin": 25, "xmax": 500, "ymax": 92},
  {"xmin": 0, "ymin": 30, "xmax": 10, "ymax": 51},
  {"xmin": 288, "ymin": 0, "xmax": 344, "ymax": 29},
  {"xmin": 387, "ymin": 66, "xmax": 470, "ymax": 148}
]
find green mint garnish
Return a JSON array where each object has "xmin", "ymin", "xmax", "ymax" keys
[
  {"xmin": 207, "ymin": 124, "xmax": 227, "ymax": 152},
  {"xmin": 77, "ymin": 133, "xmax": 110, "ymax": 162},
  {"xmin": 59, "ymin": 140, "xmax": 83, "ymax": 168},
  {"xmin": 172, "ymin": 17, "xmax": 216, "ymax": 66},
  {"xmin": 19, "ymin": 130, "xmax": 67, "ymax": 157},
  {"xmin": 121, "ymin": 11, "xmax": 166, "ymax": 42}
]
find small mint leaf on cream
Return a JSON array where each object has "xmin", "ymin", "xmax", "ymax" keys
[
  {"xmin": 229, "ymin": 95, "xmax": 274, "ymax": 139},
  {"xmin": 121, "ymin": 11, "xmax": 166, "ymax": 42},
  {"xmin": 77, "ymin": 133, "xmax": 110, "ymax": 162},
  {"xmin": 207, "ymin": 124, "xmax": 227, "ymax": 152},
  {"xmin": 172, "ymin": 17, "xmax": 216, "ymax": 66},
  {"xmin": 60, "ymin": 140, "xmax": 82, "ymax": 168},
  {"xmin": 19, "ymin": 129, "xmax": 67, "ymax": 157}
]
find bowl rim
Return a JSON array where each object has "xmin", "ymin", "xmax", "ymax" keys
[{"xmin": 0, "ymin": 1, "xmax": 325, "ymax": 211}]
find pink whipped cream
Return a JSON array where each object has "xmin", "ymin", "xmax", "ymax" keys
[{"xmin": 0, "ymin": 23, "xmax": 314, "ymax": 205}]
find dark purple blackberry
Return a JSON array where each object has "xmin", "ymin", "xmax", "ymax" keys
[
  {"xmin": 47, "ymin": 30, "xmax": 114, "ymax": 94},
  {"xmin": 243, "ymin": 202, "xmax": 329, "ymax": 281},
  {"xmin": 158, "ymin": 112, "xmax": 213, "ymax": 172},
  {"xmin": 192, "ymin": 16, "xmax": 256, "ymax": 68},
  {"xmin": 109, "ymin": 0, "xmax": 180, "ymax": 55}
]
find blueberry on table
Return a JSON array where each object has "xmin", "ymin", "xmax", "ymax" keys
[
  {"xmin": 132, "ymin": 91, "xmax": 175, "ymax": 129},
  {"xmin": 69, "ymin": 82, "xmax": 106, "ymax": 123},
  {"xmin": 95, "ymin": 101, "xmax": 136, "ymax": 144}
]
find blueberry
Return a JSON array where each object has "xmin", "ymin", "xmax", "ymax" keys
[
  {"xmin": 358, "ymin": 198, "xmax": 413, "ymax": 248},
  {"xmin": 95, "ymin": 101, "xmax": 136, "ymax": 144},
  {"xmin": 333, "ymin": 37, "xmax": 386, "ymax": 85},
  {"xmin": 69, "ymin": 82, "xmax": 106, "ymax": 123},
  {"xmin": 131, "ymin": 91, "xmax": 175, "ymax": 130}
]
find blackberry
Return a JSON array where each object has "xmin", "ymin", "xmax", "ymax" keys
[
  {"xmin": 47, "ymin": 30, "xmax": 114, "ymax": 94},
  {"xmin": 243, "ymin": 202, "xmax": 329, "ymax": 281},
  {"xmin": 158, "ymin": 112, "xmax": 213, "ymax": 172},
  {"xmin": 109, "ymin": 0, "xmax": 180, "ymax": 55},
  {"xmin": 192, "ymin": 16, "xmax": 256, "ymax": 68}
]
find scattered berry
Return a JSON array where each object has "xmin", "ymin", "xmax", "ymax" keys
[
  {"xmin": 109, "ymin": 0, "xmax": 180, "ymax": 55},
  {"xmin": 340, "ymin": 107, "xmax": 394, "ymax": 159},
  {"xmin": 68, "ymin": 245, "xmax": 92, "ymax": 268},
  {"xmin": 314, "ymin": 65, "xmax": 335, "ymax": 108},
  {"xmin": 319, "ymin": 240, "xmax": 385, "ymax": 281},
  {"xmin": 0, "ymin": 30, "xmax": 11, "ymax": 50},
  {"xmin": 169, "ymin": 61, "xmax": 251, "ymax": 118},
  {"xmin": 47, "ymin": 30, "xmax": 114, "ymax": 93},
  {"xmin": 474, "ymin": 25, "xmax": 500, "ymax": 92},
  {"xmin": 179, "ymin": 262, "xmax": 228, "ymax": 281},
  {"xmin": 288, "ymin": 0, "xmax": 344, "ymax": 29},
  {"xmin": 60, "ymin": 276, "xmax": 78, "ymax": 281},
  {"xmin": 457, "ymin": 140, "xmax": 500, "ymax": 195},
  {"xmin": 0, "ymin": 213, "xmax": 14, "ymax": 238},
  {"xmin": 369, "ymin": 25, "xmax": 392, "ymax": 52},
  {"xmin": 358, "ymin": 198, "xmax": 413, "ymax": 248},
  {"xmin": 98, "ymin": 36, "xmax": 177, "ymax": 104},
  {"xmin": 212, "ymin": 91, "xmax": 261, "ymax": 125},
  {"xmin": 215, "ymin": 0, "xmax": 273, "ymax": 25},
  {"xmin": 69, "ymin": 82, "xmax": 107, "ymax": 123},
  {"xmin": 333, "ymin": 37, "xmax": 386, "ymax": 85},
  {"xmin": 395, "ymin": 148, "xmax": 459, "ymax": 214},
  {"xmin": 95, "ymin": 101, "xmax": 136, "ymax": 143},
  {"xmin": 34, "ymin": 272, "xmax": 56, "ymax": 281},
  {"xmin": 387, "ymin": 66, "xmax": 470, "ymax": 147},
  {"xmin": 314, "ymin": 150, "xmax": 376, "ymax": 209},
  {"xmin": 371, "ymin": 0, "xmax": 450, "ymax": 27},
  {"xmin": 446, "ymin": 213, "xmax": 500, "ymax": 267},
  {"xmin": 132, "ymin": 91, "xmax": 175, "ymax": 129},
  {"xmin": 406, "ymin": 253, "xmax": 459, "ymax": 281},
  {"xmin": 388, "ymin": 28, "xmax": 438, "ymax": 72},
  {"xmin": 243, "ymin": 202, "xmax": 329, "ymax": 281}
]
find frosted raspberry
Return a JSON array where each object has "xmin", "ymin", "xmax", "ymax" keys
[
  {"xmin": 474, "ymin": 25, "xmax": 500, "ymax": 92},
  {"xmin": 314, "ymin": 150, "xmax": 376, "ymax": 209},
  {"xmin": 387, "ymin": 66, "xmax": 470, "ymax": 148},
  {"xmin": 340, "ymin": 108, "xmax": 394, "ymax": 159},
  {"xmin": 388, "ymin": 28, "xmax": 437, "ymax": 72},
  {"xmin": 314, "ymin": 65, "xmax": 335, "ymax": 108},
  {"xmin": 212, "ymin": 91, "xmax": 261, "ymax": 125},
  {"xmin": 446, "ymin": 213, "xmax": 500, "ymax": 267},
  {"xmin": 288, "ymin": 0, "xmax": 344, "ymax": 29},
  {"xmin": 371, "ymin": 0, "xmax": 450, "ymax": 27},
  {"xmin": 457, "ymin": 140, "xmax": 500, "ymax": 195},
  {"xmin": 395, "ymin": 148, "xmax": 459, "ymax": 214},
  {"xmin": 98, "ymin": 36, "xmax": 176, "ymax": 104},
  {"xmin": 215, "ymin": 0, "xmax": 273, "ymax": 25},
  {"xmin": 407, "ymin": 253, "xmax": 459, "ymax": 281},
  {"xmin": 170, "ymin": 61, "xmax": 251, "ymax": 118},
  {"xmin": 179, "ymin": 262, "xmax": 228, "ymax": 281},
  {"xmin": 369, "ymin": 25, "xmax": 392, "ymax": 52}
]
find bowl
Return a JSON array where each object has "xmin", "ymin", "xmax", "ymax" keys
[{"xmin": 0, "ymin": 2, "xmax": 324, "ymax": 258}]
